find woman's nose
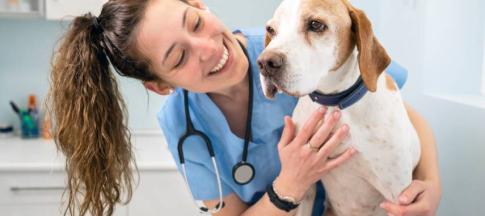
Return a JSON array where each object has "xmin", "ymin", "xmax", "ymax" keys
[{"xmin": 192, "ymin": 37, "xmax": 218, "ymax": 62}]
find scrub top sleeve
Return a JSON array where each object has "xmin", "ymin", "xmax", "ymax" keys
[
  {"xmin": 386, "ymin": 61, "xmax": 408, "ymax": 89},
  {"xmin": 157, "ymin": 107, "xmax": 234, "ymax": 201}
]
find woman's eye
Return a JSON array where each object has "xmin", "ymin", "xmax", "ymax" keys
[
  {"xmin": 174, "ymin": 50, "xmax": 185, "ymax": 68},
  {"xmin": 308, "ymin": 20, "xmax": 326, "ymax": 32},
  {"xmin": 194, "ymin": 16, "xmax": 202, "ymax": 31}
]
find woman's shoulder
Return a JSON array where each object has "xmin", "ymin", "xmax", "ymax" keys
[
  {"xmin": 386, "ymin": 61, "xmax": 408, "ymax": 89},
  {"xmin": 157, "ymin": 89, "xmax": 185, "ymax": 145},
  {"xmin": 235, "ymin": 27, "xmax": 266, "ymax": 57}
]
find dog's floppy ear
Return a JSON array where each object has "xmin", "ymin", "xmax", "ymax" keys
[
  {"xmin": 265, "ymin": 33, "xmax": 272, "ymax": 47},
  {"xmin": 347, "ymin": 6, "xmax": 391, "ymax": 92}
]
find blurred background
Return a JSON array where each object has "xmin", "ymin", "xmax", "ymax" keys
[{"xmin": 0, "ymin": 0, "xmax": 484, "ymax": 215}]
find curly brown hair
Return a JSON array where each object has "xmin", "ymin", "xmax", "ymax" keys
[{"xmin": 46, "ymin": 0, "xmax": 185, "ymax": 215}]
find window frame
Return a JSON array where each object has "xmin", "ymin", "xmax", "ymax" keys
[{"xmin": 482, "ymin": 35, "xmax": 485, "ymax": 95}]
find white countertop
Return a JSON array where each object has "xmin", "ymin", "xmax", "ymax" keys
[{"xmin": 0, "ymin": 132, "xmax": 177, "ymax": 172}]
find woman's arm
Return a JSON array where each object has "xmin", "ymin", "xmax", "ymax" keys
[
  {"xmin": 380, "ymin": 103, "xmax": 441, "ymax": 216},
  {"xmin": 406, "ymin": 103, "xmax": 441, "ymax": 185},
  {"xmin": 204, "ymin": 107, "xmax": 356, "ymax": 216},
  {"xmin": 202, "ymin": 190, "xmax": 298, "ymax": 216}
]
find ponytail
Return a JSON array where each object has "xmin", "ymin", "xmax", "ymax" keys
[{"xmin": 48, "ymin": 13, "xmax": 135, "ymax": 216}]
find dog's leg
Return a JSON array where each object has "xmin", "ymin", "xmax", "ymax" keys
[{"xmin": 354, "ymin": 81, "xmax": 421, "ymax": 203}]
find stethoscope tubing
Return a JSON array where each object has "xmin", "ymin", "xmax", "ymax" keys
[{"xmin": 181, "ymin": 157, "xmax": 224, "ymax": 214}]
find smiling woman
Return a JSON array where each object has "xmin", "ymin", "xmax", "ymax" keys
[{"xmin": 46, "ymin": 0, "xmax": 275, "ymax": 215}]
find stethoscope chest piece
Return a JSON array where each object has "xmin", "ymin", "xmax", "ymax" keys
[{"xmin": 232, "ymin": 161, "xmax": 255, "ymax": 185}]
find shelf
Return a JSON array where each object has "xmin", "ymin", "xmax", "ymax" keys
[{"xmin": 0, "ymin": 10, "xmax": 42, "ymax": 18}]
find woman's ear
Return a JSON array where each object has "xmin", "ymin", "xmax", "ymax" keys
[
  {"xmin": 185, "ymin": 0, "xmax": 207, "ymax": 10},
  {"xmin": 143, "ymin": 81, "xmax": 174, "ymax": 95}
]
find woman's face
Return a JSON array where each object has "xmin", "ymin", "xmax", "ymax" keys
[{"xmin": 137, "ymin": 0, "xmax": 249, "ymax": 93}]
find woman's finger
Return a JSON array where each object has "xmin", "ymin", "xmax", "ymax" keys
[
  {"xmin": 380, "ymin": 197, "xmax": 427, "ymax": 216},
  {"xmin": 278, "ymin": 116, "xmax": 295, "ymax": 150},
  {"xmin": 294, "ymin": 106, "xmax": 327, "ymax": 145},
  {"xmin": 317, "ymin": 124, "xmax": 349, "ymax": 158},
  {"xmin": 398, "ymin": 180, "xmax": 426, "ymax": 205},
  {"xmin": 380, "ymin": 201, "xmax": 404, "ymax": 216},
  {"xmin": 307, "ymin": 110, "xmax": 341, "ymax": 149},
  {"xmin": 320, "ymin": 147, "xmax": 356, "ymax": 172}
]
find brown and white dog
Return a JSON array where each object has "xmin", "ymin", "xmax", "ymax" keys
[{"xmin": 257, "ymin": 0, "xmax": 421, "ymax": 215}]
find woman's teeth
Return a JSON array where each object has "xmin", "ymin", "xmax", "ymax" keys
[{"xmin": 209, "ymin": 45, "xmax": 229, "ymax": 75}]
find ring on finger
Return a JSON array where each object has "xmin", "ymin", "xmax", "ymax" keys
[{"xmin": 307, "ymin": 142, "xmax": 320, "ymax": 152}]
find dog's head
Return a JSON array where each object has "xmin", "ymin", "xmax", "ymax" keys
[{"xmin": 257, "ymin": 0, "xmax": 390, "ymax": 98}]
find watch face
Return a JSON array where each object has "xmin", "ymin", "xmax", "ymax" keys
[{"xmin": 233, "ymin": 162, "xmax": 255, "ymax": 185}]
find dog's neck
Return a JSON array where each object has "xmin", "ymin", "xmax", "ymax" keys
[{"xmin": 315, "ymin": 49, "xmax": 361, "ymax": 95}]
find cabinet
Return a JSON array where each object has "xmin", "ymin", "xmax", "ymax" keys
[
  {"xmin": 0, "ymin": 170, "xmax": 128, "ymax": 216},
  {"xmin": 0, "ymin": 135, "xmax": 198, "ymax": 215},
  {"xmin": 45, "ymin": 0, "xmax": 107, "ymax": 20},
  {"xmin": 128, "ymin": 170, "xmax": 200, "ymax": 216},
  {"xmin": 0, "ymin": 0, "xmax": 44, "ymax": 18},
  {"xmin": 0, "ymin": 169, "xmax": 198, "ymax": 216},
  {"xmin": 0, "ymin": 0, "xmax": 108, "ymax": 19}
]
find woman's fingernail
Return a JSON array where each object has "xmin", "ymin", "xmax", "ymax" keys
[
  {"xmin": 333, "ymin": 110, "xmax": 341, "ymax": 118},
  {"xmin": 319, "ymin": 106, "xmax": 326, "ymax": 113},
  {"xmin": 342, "ymin": 124, "xmax": 349, "ymax": 132},
  {"xmin": 379, "ymin": 203, "xmax": 385, "ymax": 209},
  {"xmin": 399, "ymin": 196, "xmax": 407, "ymax": 203}
]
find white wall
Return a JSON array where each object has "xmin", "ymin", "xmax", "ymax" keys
[{"xmin": 355, "ymin": 0, "xmax": 485, "ymax": 215}]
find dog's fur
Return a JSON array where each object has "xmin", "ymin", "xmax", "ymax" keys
[{"xmin": 257, "ymin": 0, "xmax": 421, "ymax": 215}]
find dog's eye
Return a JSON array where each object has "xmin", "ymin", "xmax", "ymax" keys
[
  {"xmin": 308, "ymin": 20, "xmax": 326, "ymax": 33},
  {"xmin": 266, "ymin": 26, "xmax": 276, "ymax": 36}
]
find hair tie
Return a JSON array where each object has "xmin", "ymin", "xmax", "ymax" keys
[{"xmin": 90, "ymin": 13, "xmax": 103, "ymax": 34}]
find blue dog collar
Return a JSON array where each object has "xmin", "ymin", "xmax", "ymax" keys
[{"xmin": 309, "ymin": 77, "xmax": 368, "ymax": 110}]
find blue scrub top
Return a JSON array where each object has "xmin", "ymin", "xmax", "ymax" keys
[{"xmin": 157, "ymin": 28, "xmax": 407, "ymax": 206}]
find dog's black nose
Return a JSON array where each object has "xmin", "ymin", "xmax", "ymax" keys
[{"xmin": 257, "ymin": 51, "xmax": 286, "ymax": 77}]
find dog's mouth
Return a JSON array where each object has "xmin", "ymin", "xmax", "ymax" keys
[
  {"xmin": 262, "ymin": 78, "xmax": 279, "ymax": 99},
  {"xmin": 262, "ymin": 77, "xmax": 303, "ymax": 99}
]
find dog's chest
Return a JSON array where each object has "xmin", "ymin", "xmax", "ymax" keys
[
  {"xmin": 291, "ymin": 96, "xmax": 397, "ymax": 160},
  {"xmin": 292, "ymin": 93, "xmax": 420, "ymax": 215}
]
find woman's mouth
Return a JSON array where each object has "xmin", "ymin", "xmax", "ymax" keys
[{"xmin": 208, "ymin": 43, "xmax": 229, "ymax": 76}]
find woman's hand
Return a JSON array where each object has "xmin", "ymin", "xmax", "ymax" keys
[
  {"xmin": 380, "ymin": 103, "xmax": 442, "ymax": 216},
  {"xmin": 380, "ymin": 179, "xmax": 441, "ymax": 216},
  {"xmin": 274, "ymin": 106, "xmax": 357, "ymax": 201}
]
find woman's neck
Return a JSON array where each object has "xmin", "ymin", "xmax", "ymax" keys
[
  {"xmin": 207, "ymin": 72, "xmax": 250, "ymax": 138},
  {"xmin": 208, "ymin": 72, "xmax": 249, "ymax": 102}
]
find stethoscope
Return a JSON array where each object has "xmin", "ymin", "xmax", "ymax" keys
[{"xmin": 177, "ymin": 41, "xmax": 254, "ymax": 214}]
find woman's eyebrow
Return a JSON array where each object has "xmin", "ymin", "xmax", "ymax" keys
[
  {"xmin": 182, "ymin": 7, "xmax": 189, "ymax": 28},
  {"xmin": 163, "ymin": 8, "xmax": 190, "ymax": 65},
  {"xmin": 163, "ymin": 44, "xmax": 175, "ymax": 65}
]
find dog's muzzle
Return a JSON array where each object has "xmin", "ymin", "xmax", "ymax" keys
[{"xmin": 257, "ymin": 51, "xmax": 286, "ymax": 98}]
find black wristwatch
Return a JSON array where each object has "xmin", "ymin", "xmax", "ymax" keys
[{"xmin": 266, "ymin": 182, "xmax": 300, "ymax": 212}]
